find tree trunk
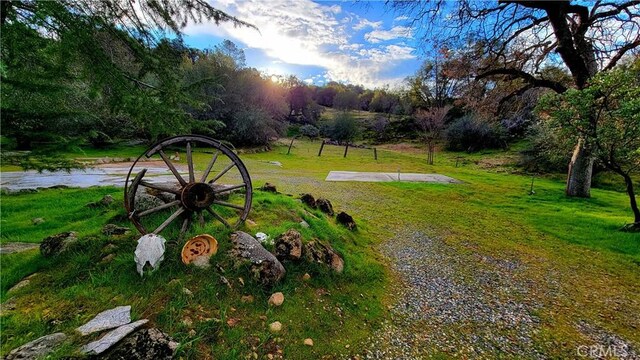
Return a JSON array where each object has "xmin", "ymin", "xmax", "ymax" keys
[
  {"xmin": 566, "ymin": 139, "xmax": 594, "ymax": 198},
  {"xmin": 621, "ymin": 172, "xmax": 640, "ymax": 225}
]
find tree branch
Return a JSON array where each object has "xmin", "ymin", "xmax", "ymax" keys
[
  {"xmin": 476, "ymin": 68, "xmax": 568, "ymax": 93},
  {"xmin": 603, "ymin": 37, "xmax": 640, "ymax": 71}
]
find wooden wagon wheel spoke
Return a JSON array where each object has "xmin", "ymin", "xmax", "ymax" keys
[
  {"xmin": 139, "ymin": 180, "xmax": 181, "ymax": 195},
  {"xmin": 158, "ymin": 149, "xmax": 187, "ymax": 186},
  {"xmin": 180, "ymin": 216, "xmax": 191, "ymax": 238},
  {"xmin": 206, "ymin": 206, "xmax": 231, "ymax": 228},
  {"xmin": 212, "ymin": 200, "xmax": 245, "ymax": 210},
  {"xmin": 214, "ymin": 183, "xmax": 246, "ymax": 194},
  {"xmin": 137, "ymin": 200, "xmax": 181, "ymax": 217},
  {"xmin": 186, "ymin": 141, "xmax": 195, "ymax": 183},
  {"xmin": 124, "ymin": 135, "xmax": 253, "ymax": 236},
  {"xmin": 208, "ymin": 162, "xmax": 236, "ymax": 184},
  {"xmin": 153, "ymin": 207, "xmax": 186, "ymax": 234},
  {"xmin": 200, "ymin": 151, "xmax": 219, "ymax": 183}
]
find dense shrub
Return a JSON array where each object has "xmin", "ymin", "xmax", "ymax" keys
[
  {"xmin": 299, "ymin": 124, "xmax": 320, "ymax": 138},
  {"xmin": 519, "ymin": 123, "xmax": 571, "ymax": 173},
  {"xmin": 445, "ymin": 115, "xmax": 507, "ymax": 152},
  {"xmin": 330, "ymin": 112, "xmax": 359, "ymax": 143}
]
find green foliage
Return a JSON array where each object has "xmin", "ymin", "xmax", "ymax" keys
[
  {"xmin": 445, "ymin": 115, "xmax": 508, "ymax": 152},
  {"xmin": 299, "ymin": 124, "xmax": 320, "ymax": 138},
  {"xmin": 330, "ymin": 112, "xmax": 359, "ymax": 143}
]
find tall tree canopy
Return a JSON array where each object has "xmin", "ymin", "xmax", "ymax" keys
[{"xmin": 394, "ymin": 0, "xmax": 640, "ymax": 197}]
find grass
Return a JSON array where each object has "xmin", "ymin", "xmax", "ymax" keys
[
  {"xmin": 0, "ymin": 189, "xmax": 386, "ymax": 359},
  {"xmin": 1, "ymin": 137, "xmax": 639, "ymax": 358}
]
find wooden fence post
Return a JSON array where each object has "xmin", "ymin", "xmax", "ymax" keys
[
  {"xmin": 287, "ymin": 137, "xmax": 295, "ymax": 155},
  {"xmin": 343, "ymin": 143, "xmax": 349, "ymax": 158},
  {"xmin": 374, "ymin": 148, "xmax": 377, "ymax": 160},
  {"xmin": 318, "ymin": 140, "xmax": 325, "ymax": 156}
]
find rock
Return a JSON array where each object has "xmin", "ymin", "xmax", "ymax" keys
[
  {"xmin": 76, "ymin": 305, "xmax": 132, "ymax": 336},
  {"xmin": 182, "ymin": 288, "xmax": 193, "ymax": 297},
  {"xmin": 268, "ymin": 292, "xmax": 285, "ymax": 307},
  {"xmin": 336, "ymin": 211, "xmax": 356, "ymax": 230},
  {"xmin": 268, "ymin": 161, "xmax": 282, "ymax": 167},
  {"xmin": 0, "ymin": 242, "xmax": 39, "ymax": 255},
  {"xmin": 81, "ymin": 319, "xmax": 148, "ymax": 355},
  {"xmin": 188, "ymin": 329, "xmax": 196, "ymax": 337},
  {"xmin": 241, "ymin": 295, "xmax": 254, "ymax": 303},
  {"xmin": 102, "ymin": 224, "xmax": 130, "ymax": 236},
  {"xmin": 230, "ymin": 231, "xmax": 286, "ymax": 286},
  {"xmin": 1, "ymin": 297, "xmax": 18, "ymax": 314},
  {"xmin": 191, "ymin": 254, "xmax": 211, "ymax": 269},
  {"xmin": 40, "ymin": 231, "xmax": 78, "ymax": 257},
  {"xmin": 316, "ymin": 198, "xmax": 334, "ymax": 216},
  {"xmin": 245, "ymin": 219, "xmax": 257, "ymax": 227},
  {"xmin": 182, "ymin": 317, "xmax": 193, "ymax": 327},
  {"xmin": 102, "ymin": 243, "xmax": 118, "ymax": 254},
  {"xmin": 300, "ymin": 194, "xmax": 316, "ymax": 208},
  {"xmin": 299, "ymin": 220, "xmax": 310, "ymax": 228},
  {"xmin": 31, "ymin": 217, "xmax": 45, "ymax": 225},
  {"xmin": 274, "ymin": 229, "xmax": 303, "ymax": 261},
  {"xmin": 261, "ymin": 182, "xmax": 277, "ymax": 193},
  {"xmin": 269, "ymin": 321, "xmax": 282, "ymax": 333},
  {"xmin": 304, "ymin": 338, "xmax": 314, "ymax": 346},
  {"xmin": 304, "ymin": 241, "xmax": 344, "ymax": 273},
  {"xmin": 134, "ymin": 234, "xmax": 166, "ymax": 276},
  {"xmin": 4, "ymin": 333, "xmax": 67, "ymax": 360},
  {"xmin": 96, "ymin": 328, "xmax": 178, "ymax": 360},
  {"xmin": 8, "ymin": 279, "xmax": 30, "ymax": 293},
  {"xmin": 134, "ymin": 192, "xmax": 164, "ymax": 212},
  {"xmin": 100, "ymin": 254, "xmax": 116, "ymax": 264},
  {"xmin": 302, "ymin": 273, "xmax": 311, "ymax": 281},
  {"xmin": 86, "ymin": 195, "xmax": 115, "ymax": 209}
]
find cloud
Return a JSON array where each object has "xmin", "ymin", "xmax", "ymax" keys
[
  {"xmin": 353, "ymin": 18, "xmax": 383, "ymax": 31},
  {"xmin": 394, "ymin": 15, "xmax": 409, "ymax": 21},
  {"xmin": 184, "ymin": 0, "xmax": 416, "ymax": 88},
  {"xmin": 364, "ymin": 26, "xmax": 413, "ymax": 43}
]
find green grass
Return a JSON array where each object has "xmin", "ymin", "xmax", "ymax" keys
[
  {"xmin": 0, "ymin": 189, "xmax": 385, "ymax": 359},
  {"xmin": 1, "ymin": 138, "xmax": 639, "ymax": 358}
]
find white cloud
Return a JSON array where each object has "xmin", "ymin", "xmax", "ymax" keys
[
  {"xmin": 364, "ymin": 26, "xmax": 413, "ymax": 43},
  {"xmin": 184, "ymin": 0, "xmax": 416, "ymax": 88},
  {"xmin": 353, "ymin": 18, "xmax": 383, "ymax": 31},
  {"xmin": 394, "ymin": 15, "xmax": 409, "ymax": 21}
]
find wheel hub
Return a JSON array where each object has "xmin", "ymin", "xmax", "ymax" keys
[{"xmin": 181, "ymin": 182, "xmax": 215, "ymax": 211}]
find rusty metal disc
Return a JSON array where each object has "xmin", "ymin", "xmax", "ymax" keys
[{"xmin": 181, "ymin": 234, "xmax": 218, "ymax": 264}]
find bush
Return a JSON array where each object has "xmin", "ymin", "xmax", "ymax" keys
[
  {"xmin": 299, "ymin": 124, "xmax": 320, "ymax": 138},
  {"xmin": 519, "ymin": 122, "xmax": 572, "ymax": 173},
  {"xmin": 330, "ymin": 112, "xmax": 359, "ymax": 144},
  {"xmin": 445, "ymin": 115, "xmax": 507, "ymax": 152}
]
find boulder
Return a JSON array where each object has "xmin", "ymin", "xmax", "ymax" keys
[
  {"xmin": 269, "ymin": 321, "xmax": 282, "ymax": 333},
  {"xmin": 87, "ymin": 195, "xmax": 115, "ymax": 209},
  {"xmin": 134, "ymin": 192, "xmax": 164, "ymax": 212},
  {"xmin": 5, "ymin": 333, "xmax": 67, "ymax": 360},
  {"xmin": 300, "ymin": 194, "xmax": 316, "ymax": 208},
  {"xmin": 40, "ymin": 232, "xmax": 78, "ymax": 257},
  {"xmin": 261, "ymin": 182, "xmax": 277, "ymax": 193},
  {"xmin": 336, "ymin": 211, "xmax": 356, "ymax": 230},
  {"xmin": 95, "ymin": 328, "xmax": 177, "ymax": 360},
  {"xmin": 102, "ymin": 224, "xmax": 130, "ymax": 236},
  {"xmin": 274, "ymin": 229, "xmax": 303, "ymax": 261},
  {"xmin": 31, "ymin": 217, "xmax": 45, "ymax": 225},
  {"xmin": 230, "ymin": 231, "xmax": 285, "ymax": 286},
  {"xmin": 316, "ymin": 198, "xmax": 334, "ymax": 216},
  {"xmin": 304, "ymin": 241, "xmax": 344, "ymax": 273}
]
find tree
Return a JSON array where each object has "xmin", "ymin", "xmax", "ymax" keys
[
  {"xmin": 415, "ymin": 106, "xmax": 451, "ymax": 165},
  {"xmin": 331, "ymin": 112, "xmax": 359, "ymax": 144},
  {"xmin": 214, "ymin": 39, "xmax": 246, "ymax": 69},
  {"xmin": 333, "ymin": 90, "xmax": 359, "ymax": 111},
  {"xmin": 394, "ymin": 1, "xmax": 640, "ymax": 198},
  {"xmin": 537, "ymin": 60, "xmax": 640, "ymax": 229}
]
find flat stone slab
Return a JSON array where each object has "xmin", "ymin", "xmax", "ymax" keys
[
  {"xmin": 0, "ymin": 242, "xmax": 39, "ymax": 254},
  {"xmin": 325, "ymin": 171, "xmax": 461, "ymax": 184},
  {"xmin": 76, "ymin": 305, "xmax": 132, "ymax": 336},
  {"xmin": 5, "ymin": 333, "xmax": 67, "ymax": 360},
  {"xmin": 81, "ymin": 319, "xmax": 148, "ymax": 355}
]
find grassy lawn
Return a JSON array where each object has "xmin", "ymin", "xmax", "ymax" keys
[{"xmin": 1, "ymin": 138, "xmax": 638, "ymax": 358}]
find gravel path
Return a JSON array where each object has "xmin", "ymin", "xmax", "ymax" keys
[{"xmin": 362, "ymin": 229, "xmax": 544, "ymax": 359}]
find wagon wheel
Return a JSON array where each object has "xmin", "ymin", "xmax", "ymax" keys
[{"xmin": 124, "ymin": 135, "xmax": 252, "ymax": 237}]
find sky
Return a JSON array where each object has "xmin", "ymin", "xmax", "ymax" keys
[{"xmin": 182, "ymin": 0, "xmax": 424, "ymax": 89}]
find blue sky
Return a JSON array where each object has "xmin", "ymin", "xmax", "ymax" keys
[{"xmin": 182, "ymin": 0, "xmax": 423, "ymax": 89}]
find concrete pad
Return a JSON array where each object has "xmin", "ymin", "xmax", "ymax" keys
[{"xmin": 325, "ymin": 171, "xmax": 461, "ymax": 184}]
